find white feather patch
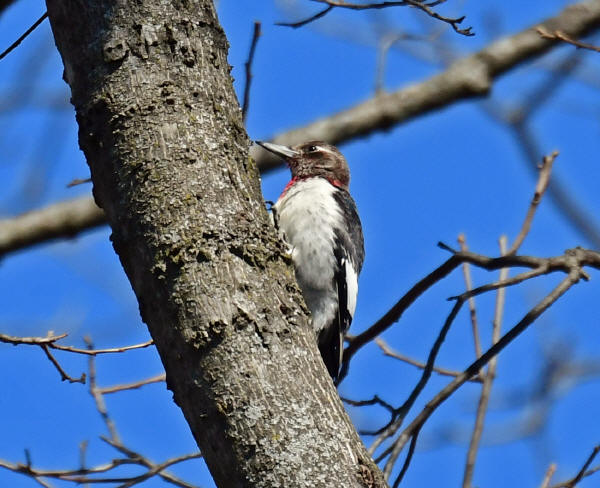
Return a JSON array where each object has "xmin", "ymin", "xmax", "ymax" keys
[
  {"xmin": 343, "ymin": 257, "xmax": 359, "ymax": 321},
  {"xmin": 273, "ymin": 178, "xmax": 344, "ymax": 333}
]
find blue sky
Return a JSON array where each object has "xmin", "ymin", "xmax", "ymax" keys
[{"xmin": 1, "ymin": 1, "xmax": 599, "ymax": 487}]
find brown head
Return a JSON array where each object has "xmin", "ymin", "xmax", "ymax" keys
[{"xmin": 256, "ymin": 141, "xmax": 350, "ymax": 191}]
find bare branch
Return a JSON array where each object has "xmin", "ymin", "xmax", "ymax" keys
[
  {"xmin": 67, "ymin": 177, "xmax": 92, "ymax": 188},
  {"xmin": 481, "ymin": 57, "xmax": 600, "ymax": 249},
  {"xmin": 101, "ymin": 438, "xmax": 202, "ymax": 488},
  {"xmin": 377, "ymin": 269, "xmax": 583, "ymax": 479},
  {"xmin": 1, "ymin": 331, "xmax": 155, "ymax": 383},
  {"xmin": 440, "ymin": 246, "xmax": 599, "ymax": 276},
  {"xmin": 0, "ymin": 332, "xmax": 68, "ymax": 346},
  {"xmin": 0, "ymin": 351, "xmax": 199, "ymax": 488},
  {"xmin": 0, "ymin": 12, "xmax": 48, "ymax": 61},
  {"xmin": 342, "ymin": 394, "xmax": 395, "ymax": 413},
  {"xmin": 85, "ymin": 338, "xmax": 121, "ymax": 443},
  {"xmin": 343, "ymin": 245, "xmax": 599, "ymax": 381},
  {"xmin": 2, "ymin": 3, "xmax": 600, "ymax": 259},
  {"xmin": 285, "ymin": 0, "xmax": 474, "ymax": 36},
  {"xmin": 242, "ymin": 21, "xmax": 262, "ymax": 123},
  {"xmin": 340, "ymin": 254, "xmax": 462, "ymax": 380},
  {"xmin": 450, "ymin": 265, "xmax": 555, "ymax": 301},
  {"xmin": 376, "ymin": 337, "xmax": 482, "ymax": 382},
  {"xmin": 253, "ymin": 0, "xmax": 600, "ymax": 172},
  {"xmin": 98, "ymin": 373, "xmax": 166, "ymax": 395},
  {"xmin": 0, "ymin": 332, "xmax": 153, "ymax": 355},
  {"xmin": 392, "ymin": 429, "xmax": 419, "ymax": 488},
  {"xmin": 52, "ymin": 339, "xmax": 154, "ymax": 356},
  {"xmin": 458, "ymin": 234, "xmax": 482, "ymax": 359},
  {"xmin": 40, "ymin": 344, "xmax": 86, "ymax": 384},
  {"xmin": 0, "ymin": 196, "xmax": 105, "ymax": 257},
  {"xmin": 537, "ymin": 26, "xmax": 600, "ymax": 53},
  {"xmin": 462, "ymin": 236, "xmax": 508, "ymax": 488},
  {"xmin": 0, "ymin": 452, "xmax": 202, "ymax": 487},
  {"xmin": 0, "ymin": 0, "xmax": 18, "ymax": 17},
  {"xmin": 550, "ymin": 445, "xmax": 600, "ymax": 488},
  {"xmin": 276, "ymin": 5, "xmax": 334, "ymax": 28},
  {"xmin": 377, "ymin": 298, "xmax": 464, "ymax": 473},
  {"xmin": 540, "ymin": 464, "xmax": 557, "ymax": 488},
  {"xmin": 1, "ymin": 332, "xmax": 85, "ymax": 383},
  {"xmin": 507, "ymin": 151, "xmax": 559, "ymax": 254}
]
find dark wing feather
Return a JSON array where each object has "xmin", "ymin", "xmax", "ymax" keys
[
  {"xmin": 318, "ymin": 189, "xmax": 364, "ymax": 381},
  {"xmin": 332, "ymin": 190, "xmax": 365, "ymax": 275}
]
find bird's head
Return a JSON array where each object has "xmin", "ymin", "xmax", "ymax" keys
[{"xmin": 256, "ymin": 141, "xmax": 350, "ymax": 191}]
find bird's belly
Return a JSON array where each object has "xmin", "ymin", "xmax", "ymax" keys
[
  {"xmin": 274, "ymin": 186, "xmax": 341, "ymax": 332},
  {"xmin": 286, "ymin": 218, "xmax": 339, "ymax": 333}
]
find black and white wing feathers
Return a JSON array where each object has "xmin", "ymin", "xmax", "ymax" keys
[{"xmin": 317, "ymin": 189, "xmax": 364, "ymax": 380}]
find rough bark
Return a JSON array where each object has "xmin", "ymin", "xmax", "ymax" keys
[
  {"xmin": 4, "ymin": 0, "xmax": 600, "ymax": 257},
  {"xmin": 45, "ymin": 1, "xmax": 385, "ymax": 487}
]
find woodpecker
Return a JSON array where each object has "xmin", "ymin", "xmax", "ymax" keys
[{"xmin": 256, "ymin": 140, "xmax": 364, "ymax": 382}]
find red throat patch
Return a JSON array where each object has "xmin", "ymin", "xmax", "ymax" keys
[
  {"xmin": 279, "ymin": 176, "xmax": 301, "ymax": 198},
  {"xmin": 280, "ymin": 176, "xmax": 344, "ymax": 198}
]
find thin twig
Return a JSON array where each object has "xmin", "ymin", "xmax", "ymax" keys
[
  {"xmin": 0, "ymin": 452, "xmax": 202, "ymax": 487},
  {"xmin": 85, "ymin": 338, "xmax": 121, "ymax": 443},
  {"xmin": 0, "ymin": 348, "xmax": 199, "ymax": 488},
  {"xmin": 376, "ymin": 337, "xmax": 482, "ymax": 382},
  {"xmin": 552, "ymin": 445, "xmax": 600, "ymax": 488},
  {"xmin": 378, "ymin": 299, "xmax": 464, "ymax": 474},
  {"xmin": 540, "ymin": 463, "xmax": 557, "ymax": 488},
  {"xmin": 374, "ymin": 33, "xmax": 409, "ymax": 93},
  {"xmin": 98, "ymin": 373, "xmax": 166, "ymax": 395},
  {"xmin": 481, "ymin": 53, "xmax": 600, "ymax": 250},
  {"xmin": 297, "ymin": 0, "xmax": 474, "ymax": 36},
  {"xmin": 552, "ymin": 465, "xmax": 600, "ymax": 488},
  {"xmin": 458, "ymin": 234, "xmax": 482, "ymax": 359},
  {"xmin": 370, "ymin": 299, "xmax": 464, "ymax": 459},
  {"xmin": 376, "ymin": 270, "xmax": 582, "ymax": 479},
  {"xmin": 115, "ymin": 452, "xmax": 202, "ymax": 488},
  {"xmin": 276, "ymin": 5, "xmax": 334, "ymax": 28},
  {"xmin": 462, "ymin": 236, "xmax": 508, "ymax": 488},
  {"xmin": 450, "ymin": 266, "xmax": 552, "ymax": 302},
  {"xmin": 343, "ymin": 245, "xmax": 600, "ymax": 381},
  {"xmin": 40, "ymin": 344, "xmax": 86, "ymax": 384},
  {"xmin": 340, "ymin": 254, "xmax": 462, "ymax": 381},
  {"xmin": 101, "ymin": 437, "xmax": 202, "ymax": 488},
  {"xmin": 507, "ymin": 151, "xmax": 559, "ymax": 254},
  {"xmin": 1, "ymin": 332, "xmax": 68, "ymax": 345},
  {"xmin": 0, "ymin": 12, "xmax": 48, "ymax": 61},
  {"xmin": 50, "ymin": 339, "xmax": 154, "ymax": 356},
  {"xmin": 537, "ymin": 27, "xmax": 600, "ymax": 53},
  {"xmin": 79, "ymin": 441, "xmax": 89, "ymax": 471},
  {"xmin": 31, "ymin": 476, "xmax": 53, "ymax": 488},
  {"xmin": 67, "ymin": 177, "xmax": 92, "ymax": 188},
  {"xmin": 242, "ymin": 21, "xmax": 261, "ymax": 123},
  {"xmin": 391, "ymin": 428, "xmax": 420, "ymax": 487},
  {"xmin": 0, "ymin": 332, "xmax": 154, "ymax": 384},
  {"xmin": 342, "ymin": 394, "xmax": 395, "ymax": 413},
  {"xmin": 0, "ymin": 332, "xmax": 154, "ymax": 355}
]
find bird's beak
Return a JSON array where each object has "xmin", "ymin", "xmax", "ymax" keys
[{"xmin": 255, "ymin": 141, "xmax": 299, "ymax": 159}]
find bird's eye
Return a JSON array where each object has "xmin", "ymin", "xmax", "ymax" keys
[{"xmin": 307, "ymin": 145, "xmax": 319, "ymax": 153}]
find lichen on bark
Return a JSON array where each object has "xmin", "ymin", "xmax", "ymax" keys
[{"xmin": 45, "ymin": 0, "xmax": 386, "ymax": 486}]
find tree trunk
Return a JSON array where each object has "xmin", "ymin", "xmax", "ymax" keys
[{"xmin": 45, "ymin": 1, "xmax": 386, "ymax": 486}]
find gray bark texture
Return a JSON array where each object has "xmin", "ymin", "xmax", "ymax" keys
[{"xmin": 45, "ymin": 1, "xmax": 385, "ymax": 487}]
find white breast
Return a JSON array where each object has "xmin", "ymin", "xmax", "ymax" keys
[{"xmin": 273, "ymin": 178, "xmax": 343, "ymax": 333}]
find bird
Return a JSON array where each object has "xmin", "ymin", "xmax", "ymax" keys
[{"xmin": 256, "ymin": 140, "xmax": 364, "ymax": 382}]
